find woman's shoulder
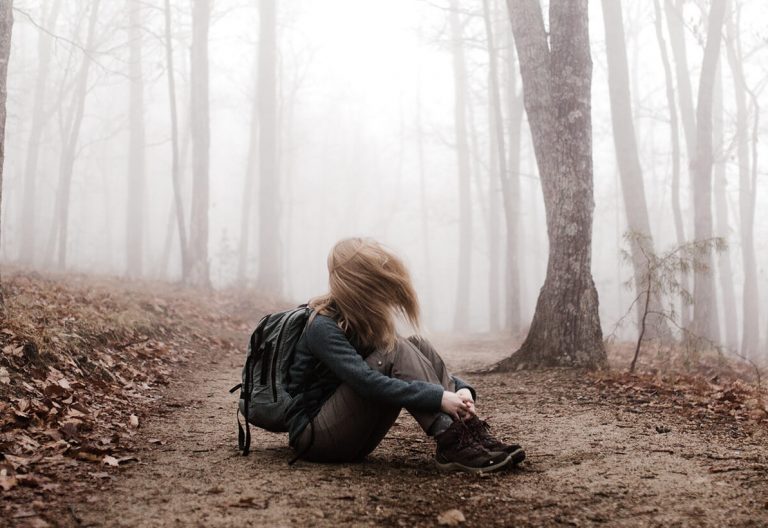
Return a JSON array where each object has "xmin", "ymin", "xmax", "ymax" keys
[{"xmin": 306, "ymin": 312, "xmax": 341, "ymax": 337}]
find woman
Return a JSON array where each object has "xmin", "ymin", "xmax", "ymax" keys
[{"xmin": 285, "ymin": 238, "xmax": 524, "ymax": 473}]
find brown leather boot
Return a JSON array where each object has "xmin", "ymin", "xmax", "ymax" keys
[
  {"xmin": 434, "ymin": 420, "xmax": 511, "ymax": 474},
  {"xmin": 464, "ymin": 416, "xmax": 525, "ymax": 465}
]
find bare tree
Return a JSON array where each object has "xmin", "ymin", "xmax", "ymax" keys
[
  {"xmin": 237, "ymin": 38, "xmax": 259, "ymax": 283},
  {"xmin": 0, "ymin": 0, "xmax": 12, "ymax": 297},
  {"xmin": 652, "ymin": 0, "xmax": 689, "ymax": 330},
  {"xmin": 255, "ymin": 0, "xmax": 281, "ymax": 295},
  {"xmin": 126, "ymin": 0, "xmax": 146, "ymax": 277},
  {"xmin": 504, "ymin": 28, "xmax": 524, "ymax": 334},
  {"xmin": 690, "ymin": 0, "xmax": 726, "ymax": 344},
  {"xmin": 448, "ymin": 0, "xmax": 473, "ymax": 332},
  {"xmin": 45, "ymin": 0, "xmax": 102, "ymax": 269},
  {"xmin": 725, "ymin": 2, "xmax": 759, "ymax": 357},
  {"xmin": 496, "ymin": 0, "xmax": 606, "ymax": 369},
  {"xmin": 713, "ymin": 65, "xmax": 738, "ymax": 351},
  {"xmin": 18, "ymin": 0, "xmax": 60, "ymax": 265},
  {"xmin": 163, "ymin": 0, "xmax": 189, "ymax": 280},
  {"xmin": 601, "ymin": 0, "xmax": 670, "ymax": 339},
  {"xmin": 188, "ymin": 0, "xmax": 211, "ymax": 287}
]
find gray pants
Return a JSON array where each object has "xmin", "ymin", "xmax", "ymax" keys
[{"xmin": 294, "ymin": 336, "xmax": 455, "ymax": 463}]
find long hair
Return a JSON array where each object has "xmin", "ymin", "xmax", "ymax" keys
[{"xmin": 309, "ymin": 238, "xmax": 420, "ymax": 351}]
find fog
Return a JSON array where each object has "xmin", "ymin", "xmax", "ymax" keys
[{"xmin": 2, "ymin": 0, "xmax": 767, "ymax": 352}]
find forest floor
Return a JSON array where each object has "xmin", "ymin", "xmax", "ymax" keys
[{"xmin": 2, "ymin": 271, "xmax": 768, "ymax": 527}]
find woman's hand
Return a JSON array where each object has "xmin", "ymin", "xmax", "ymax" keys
[
  {"xmin": 440, "ymin": 391, "xmax": 470, "ymax": 420},
  {"xmin": 456, "ymin": 388, "xmax": 476, "ymax": 420}
]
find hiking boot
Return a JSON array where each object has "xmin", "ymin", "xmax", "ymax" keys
[
  {"xmin": 465, "ymin": 416, "xmax": 526, "ymax": 465},
  {"xmin": 434, "ymin": 420, "xmax": 511, "ymax": 474}
]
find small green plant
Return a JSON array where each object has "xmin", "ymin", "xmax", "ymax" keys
[{"xmin": 615, "ymin": 232, "xmax": 726, "ymax": 373}]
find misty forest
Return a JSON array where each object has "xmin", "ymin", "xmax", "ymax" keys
[{"xmin": 1, "ymin": 0, "xmax": 767, "ymax": 526}]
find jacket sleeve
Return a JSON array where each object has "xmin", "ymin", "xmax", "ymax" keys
[
  {"xmin": 451, "ymin": 376, "xmax": 477, "ymax": 402},
  {"xmin": 305, "ymin": 316, "xmax": 444, "ymax": 412}
]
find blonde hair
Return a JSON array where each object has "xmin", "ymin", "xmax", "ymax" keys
[{"xmin": 309, "ymin": 238, "xmax": 420, "ymax": 351}]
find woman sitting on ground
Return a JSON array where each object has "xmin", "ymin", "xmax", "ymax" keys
[{"xmin": 285, "ymin": 237, "xmax": 524, "ymax": 473}]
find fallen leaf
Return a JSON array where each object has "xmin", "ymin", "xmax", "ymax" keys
[
  {"xmin": 89, "ymin": 472, "xmax": 111, "ymax": 479},
  {"xmin": 0, "ymin": 367, "xmax": 10, "ymax": 384},
  {"xmin": 102, "ymin": 455, "xmax": 119, "ymax": 467},
  {"xmin": 129, "ymin": 414, "xmax": 139, "ymax": 428},
  {"xmin": 0, "ymin": 470, "xmax": 18, "ymax": 491},
  {"xmin": 438, "ymin": 508, "xmax": 466, "ymax": 526}
]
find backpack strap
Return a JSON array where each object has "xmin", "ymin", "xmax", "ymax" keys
[{"xmin": 239, "ymin": 323, "xmax": 265, "ymax": 456}]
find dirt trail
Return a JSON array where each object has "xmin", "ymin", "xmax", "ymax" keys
[{"xmin": 65, "ymin": 329, "xmax": 768, "ymax": 528}]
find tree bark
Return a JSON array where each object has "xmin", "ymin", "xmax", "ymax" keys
[
  {"xmin": 725, "ymin": 5, "xmax": 759, "ymax": 357},
  {"xmin": 449, "ymin": 0, "xmax": 472, "ymax": 333},
  {"xmin": 18, "ymin": 0, "xmax": 60, "ymax": 265},
  {"xmin": 496, "ymin": 0, "xmax": 606, "ymax": 370},
  {"xmin": 601, "ymin": 0, "xmax": 669, "ymax": 339},
  {"xmin": 126, "ymin": 0, "xmax": 146, "ymax": 277},
  {"xmin": 0, "ymin": 0, "xmax": 12, "ymax": 287},
  {"xmin": 188, "ymin": 0, "xmax": 211, "ymax": 287},
  {"xmin": 255, "ymin": 0, "xmax": 281, "ymax": 295},
  {"xmin": 691, "ymin": 0, "xmax": 726, "ymax": 344}
]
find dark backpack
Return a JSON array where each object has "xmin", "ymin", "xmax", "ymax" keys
[{"xmin": 230, "ymin": 305, "xmax": 312, "ymax": 455}]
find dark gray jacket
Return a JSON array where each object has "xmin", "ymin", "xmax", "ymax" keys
[{"xmin": 285, "ymin": 314, "xmax": 472, "ymax": 445}]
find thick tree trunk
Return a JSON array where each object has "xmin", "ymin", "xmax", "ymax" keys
[
  {"xmin": 47, "ymin": 0, "xmax": 101, "ymax": 269},
  {"xmin": 126, "ymin": 0, "xmax": 146, "ymax": 277},
  {"xmin": 255, "ymin": 0, "xmax": 281, "ymax": 295},
  {"xmin": 725, "ymin": 7, "xmax": 759, "ymax": 358},
  {"xmin": 496, "ymin": 0, "xmax": 606, "ymax": 370},
  {"xmin": 163, "ymin": 0, "xmax": 188, "ymax": 280},
  {"xmin": 188, "ymin": 0, "xmax": 211, "ymax": 287},
  {"xmin": 691, "ymin": 0, "xmax": 726, "ymax": 344},
  {"xmin": 18, "ymin": 0, "xmax": 59, "ymax": 265},
  {"xmin": 0, "ymin": 0, "xmax": 11, "ymax": 283},
  {"xmin": 713, "ymin": 66, "xmax": 738, "ymax": 351},
  {"xmin": 653, "ymin": 0, "xmax": 689, "ymax": 330},
  {"xmin": 449, "ymin": 0, "xmax": 472, "ymax": 333},
  {"xmin": 601, "ymin": 0, "xmax": 669, "ymax": 339}
]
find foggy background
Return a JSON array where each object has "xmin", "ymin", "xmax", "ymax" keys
[{"xmin": 2, "ymin": 0, "xmax": 767, "ymax": 348}]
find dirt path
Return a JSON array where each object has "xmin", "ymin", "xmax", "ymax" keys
[{"xmin": 66, "ymin": 331, "xmax": 768, "ymax": 528}]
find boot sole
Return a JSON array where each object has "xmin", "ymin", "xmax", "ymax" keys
[
  {"xmin": 508, "ymin": 448, "xmax": 525, "ymax": 465},
  {"xmin": 435, "ymin": 453, "xmax": 512, "ymax": 474}
]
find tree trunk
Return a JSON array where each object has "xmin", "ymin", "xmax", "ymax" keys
[
  {"xmin": 188, "ymin": 0, "xmax": 211, "ymax": 287},
  {"xmin": 237, "ymin": 41, "xmax": 259, "ymax": 283},
  {"xmin": 691, "ymin": 0, "xmax": 726, "ymax": 344},
  {"xmin": 163, "ymin": 0, "xmax": 188, "ymax": 280},
  {"xmin": 18, "ymin": 0, "xmax": 60, "ymax": 265},
  {"xmin": 725, "ymin": 5, "xmax": 759, "ymax": 357},
  {"xmin": 482, "ymin": 0, "xmax": 503, "ymax": 333},
  {"xmin": 496, "ymin": 0, "xmax": 606, "ymax": 370},
  {"xmin": 665, "ymin": 0, "xmax": 696, "ymax": 159},
  {"xmin": 126, "ymin": 0, "xmax": 146, "ymax": 277},
  {"xmin": 505, "ymin": 30, "xmax": 523, "ymax": 334},
  {"xmin": 255, "ymin": 0, "xmax": 281, "ymax": 295},
  {"xmin": 0, "ymin": 0, "xmax": 12, "ymax": 292},
  {"xmin": 712, "ymin": 64, "xmax": 738, "ymax": 351},
  {"xmin": 653, "ymin": 0, "xmax": 689, "ymax": 330},
  {"xmin": 601, "ymin": 0, "xmax": 670, "ymax": 339},
  {"xmin": 449, "ymin": 0, "xmax": 472, "ymax": 333},
  {"xmin": 47, "ymin": 0, "xmax": 101, "ymax": 269}
]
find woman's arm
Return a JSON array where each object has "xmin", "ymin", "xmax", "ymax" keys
[{"xmin": 305, "ymin": 315, "xmax": 444, "ymax": 412}]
